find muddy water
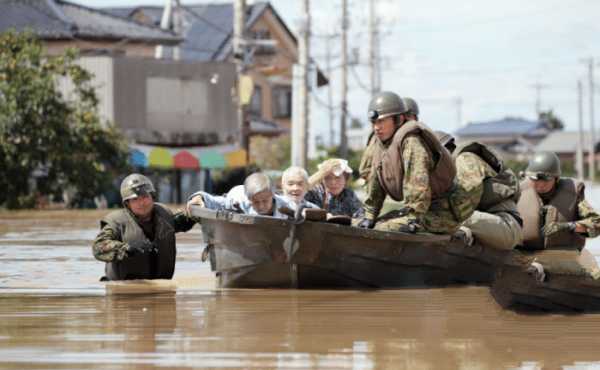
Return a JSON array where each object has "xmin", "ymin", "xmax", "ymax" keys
[{"xmin": 2, "ymin": 210, "xmax": 600, "ymax": 369}]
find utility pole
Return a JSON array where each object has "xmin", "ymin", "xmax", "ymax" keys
[
  {"xmin": 326, "ymin": 34, "xmax": 335, "ymax": 148},
  {"xmin": 577, "ymin": 80, "xmax": 585, "ymax": 181},
  {"xmin": 155, "ymin": 0, "xmax": 172, "ymax": 59},
  {"xmin": 339, "ymin": 0, "xmax": 349, "ymax": 158},
  {"xmin": 172, "ymin": 0, "xmax": 182, "ymax": 60},
  {"xmin": 368, "ymin": 0, "xmax": 379, "ymax": 95},
  {"xmin": 455, "ymin": 96, "xmax": 463, "ymax": 128},
  {"xmin": 530, "ymin": 81, "xmax": 549, "ymax": 115},
  {"xmin": 292, "ymin": 0, "xmax": 310, "ymax": 167},
  {"xmin": 582, "ymin": 58, "xmax": 596, "ymax": 183},
  {"xmin": 233, "ymin": 0, "xmax": 248, "ymax": 153}
]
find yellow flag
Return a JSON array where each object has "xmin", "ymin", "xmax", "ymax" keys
[{"xmin": 239, "ymin": 75, "xmax": 254, "ymax": 106}]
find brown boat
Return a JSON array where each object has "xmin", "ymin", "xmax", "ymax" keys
[{"xmin": 191, "ymin": 206, "xmax": 600, "ymax": 312}]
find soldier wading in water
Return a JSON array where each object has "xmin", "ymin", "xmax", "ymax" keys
[
  {"xmin": 357, "ymin": 91, "xmax": 473, "ymax": 234},
  {"xmin": 92, "ymin": 174, "xmax": 196, "ymax": 281}
]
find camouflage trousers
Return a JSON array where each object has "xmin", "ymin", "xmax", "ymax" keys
[
  {"xmin": 463, "ymin": 211, "xmax": 523, "ymax": 250},
  {"xmin": 374, "ymin": 207, "xmax": 461, "ymax": 234}
]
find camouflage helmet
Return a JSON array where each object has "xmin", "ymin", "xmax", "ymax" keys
[
  {"xmin": 367, "ymin": 91, "xmax": 408, "ymax": 122},
  {"xmin": 434, "ymin": 130, "xmax": 456, "ymax": 153},
  {"xmin": 403, "ymin": 97, "xmax": 419, "ymax": 117},
  {"xmin": 525, "ymin": 152, "xmax": 561, "ymax": 180},
  {"xmin": 120, "ymin": 173, "xmax": 156, "ymax": 203}
]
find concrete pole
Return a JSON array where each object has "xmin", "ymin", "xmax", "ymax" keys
[
  {"xmin": 155, "ymin": 0, "xmax": 172, "ymax": 59},
  {"xmin": 291, "ymin": 0, "xmax": 310, "ymax": 167},
  {"xmin": 326, "ymin": 34, "xmax": 335, "ymax": 148},
  {"xmin": 303, "ymin": 0, "xmax": 311, "ymax": 165},
  {"xmin": 588, "ymin": 58, "xmax": 596, "ymax": 183},
  {"xmin": 172, "ymin": 0, "xmax": 182, "ymax": 60},
  {"xmin": 577, "ymin": 80, "xmax": 585, "ymax": 181},
  {"xmin": 368, "ymin": 0, "xmax": 377, "ymax": 95},
  {"xmin": 456, "ymin": 96, "xmax": 462, "ymax": 129},
  {"xmin": 339, "ymin": 0, "xmax": 348, "ymax": 158},
  {"xmin": 233, "ymin": 0, "xmax": 248, "ymax": 153}
]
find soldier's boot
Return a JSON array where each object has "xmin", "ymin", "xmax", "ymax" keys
[{"xmin": 452, "ymin": 226, "xmax": 474, "ymax": 247}]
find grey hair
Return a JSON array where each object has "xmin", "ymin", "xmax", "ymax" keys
[
  {"xmin": 244, "ymin": 172, "xmax": 272, "ymax": 198},
  {"xmin": 282, "ymin": 166, "xmax": 309, "ymax": 184}
]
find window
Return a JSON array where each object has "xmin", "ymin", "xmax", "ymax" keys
[
  {"xmin": 248, "ymin": 29, "xmax": 276, "ymax": 55},
  {"xmin": 272, "ymin": 85, "xmax": 291, "ymax": 118},
  {"xmin": 248, "ymin": 86, "xmax": 262, "ymax": 117}
]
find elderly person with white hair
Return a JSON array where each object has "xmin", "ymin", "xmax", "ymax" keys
[
  {"xmin": 306, "ymin": 159, "xmax": 364, "ymax": 218},
  {"xmin": 187, "ymin": 172, "xmax": 294, "ymax": 218},
  {"xmin": 280, "ymin": 166, "xmax": 319, "ymax": 210}
]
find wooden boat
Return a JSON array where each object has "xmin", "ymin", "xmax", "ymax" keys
[{"xmin": 191, "ymin": 206, "xmax": 600, "ymax": 312}]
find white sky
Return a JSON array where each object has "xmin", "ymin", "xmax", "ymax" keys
[{"xmin": 78, "ymin": 0, "xmax": 600, "ymax": 145}]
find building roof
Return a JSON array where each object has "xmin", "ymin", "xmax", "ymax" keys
[
  {"xmin": 534, "ymin": 131, "xmax": 597, "ymax": 154},
  {"xmin": 104, "ymin": 2, "xmax": 275, "ymax": 62},
  {"xmin": 455, "ymin": 117, "xmax": 549, "ymax": 138},
  {"xmin": 104, "ymin": 2, "xmax": 328, "ymax": 85},
  {"xmin": 0, "ymin": 0, "xmax": 180, "ymax": 44}
]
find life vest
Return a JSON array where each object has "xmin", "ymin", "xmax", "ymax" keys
[
  {"xmin": 374, "ymin": 120, "xmax": 456, "ymax": 202},
  {"xmin": 518, "ymin": 178, "xmax": 586, "ymax": 250},
  {"xmin": 102, "ymin": 203, "xmax": 177, "ymax": 280}
]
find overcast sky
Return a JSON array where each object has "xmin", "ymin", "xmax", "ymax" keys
[{"xmin": 80, "ymin": 0, "xmax": 600, "ymax": 145}]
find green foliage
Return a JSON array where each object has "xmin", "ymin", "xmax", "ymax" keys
[
  {"xmin": 308, "ymin": 145, "xmax": 363, "ymax": 180},
  {"xmin": 0, "ymin": 31, "xmax": 130, "ymax": 208},
  {"xmin": 250, "ymin": 136, "xmax": 291, "ymax": 171},
  {"xmin": 539, "ymin": 109, "xmax": 564, "ymax": 131}
]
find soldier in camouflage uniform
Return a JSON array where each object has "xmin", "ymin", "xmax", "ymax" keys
[
  {"xmin": 518, "ymin": 152, "xmax": 600, "ymax": 250},
  {"xmin": 358, "ymin": 97, "xmax": 420, "ymax": 182},
  {"xmin": 357, "ymin": 92, "xmax": 473, "ymax": 234},
  {"xmin": 93, "ymin": 174, "xmax": 195, "ymax": 281},
  {"xmin": 436, "ymin": 131, "xmax": 523, "ymax": 249}
]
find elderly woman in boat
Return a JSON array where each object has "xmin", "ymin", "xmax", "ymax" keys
[
  {"xmin": 305, "ymin": 158, "xmax": 364, "ymax": 219},
  {"xmin": 187, "ymin": 172, "xmax": 296, "ymax": 218}
]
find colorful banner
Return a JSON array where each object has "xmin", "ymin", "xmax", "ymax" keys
[{"xmin": 130, "ymin": 144, "xmax": 247, "ymax": 170}]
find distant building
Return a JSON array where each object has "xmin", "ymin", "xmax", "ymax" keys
[
  {"xmin": 0, "ymin": 0, "xmax": 180, "ymax": 57},
  {"xmin": 104, "ymin": 2, "xmax": 328, "ymax": 133},
  {"xmin": 454, "ymin": 117, "xmax": 552, "ymax": 159},
  {"xmin": 534, "ymin": 131, "xmax": 600, "ymax": 162}
]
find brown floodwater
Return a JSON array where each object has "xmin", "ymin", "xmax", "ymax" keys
[{"xmin": 1, "ymin": 209, "xmax": 600, "ymax": 369}]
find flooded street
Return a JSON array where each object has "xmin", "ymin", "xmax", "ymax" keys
[{"xmin": 2, "ymin": 209, "xmax": 600, "ymax": 369}]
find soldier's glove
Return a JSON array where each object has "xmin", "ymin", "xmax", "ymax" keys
[
  {"xmin": 125, "ymin": 239, "xmax": 155, "ymax": 257},
  {"xmin": 357, "ymin": 218, "xmax": 375, "ymax": 229},
  {"xmin": 542, "ymin": 221, "xmax": 576, "ymax": 237}
]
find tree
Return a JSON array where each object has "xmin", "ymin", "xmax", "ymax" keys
[
  {"xmin": 539, "ymin": 109, "xmax": 564, "ymax": 131},
  {"xmin": 0, "ymin": 31, "xmax": 130, "ymax": 208}
]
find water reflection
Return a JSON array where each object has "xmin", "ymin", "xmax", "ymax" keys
[{"xmin": 1, "ymin": 210, "xmax": 600, "ymax": 369}]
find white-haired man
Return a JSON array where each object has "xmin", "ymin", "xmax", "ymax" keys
[{"xmin": 187, "ymin": 172, "xmax": 295, "ymax": 218}]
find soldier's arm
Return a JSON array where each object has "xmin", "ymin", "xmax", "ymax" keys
[
  {"xmin": 401, "ymin": 136, "xmax": 432, "ymax": 221},
  {"xmin": 92, "ymin": 222, "xmax": 128, "ymax": 262},
  {"xmin": 454, "ymin": 152, "xmax": 487, "ymax": 214},
  {"xmin": 363, "ymin": 169, "xmax": 386, "ymax": 220},
  {"xmin": 358, "ymin": 137, "xmax": 376, "ymax": 181},
  {"xmin": 576, "ymin": 199, "xmax": 600, "ymax": 238}
]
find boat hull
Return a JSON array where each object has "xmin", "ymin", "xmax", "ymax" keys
[{"xmin": 192, "ymin": 207, "xmax": 600, "ymax": 312}]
